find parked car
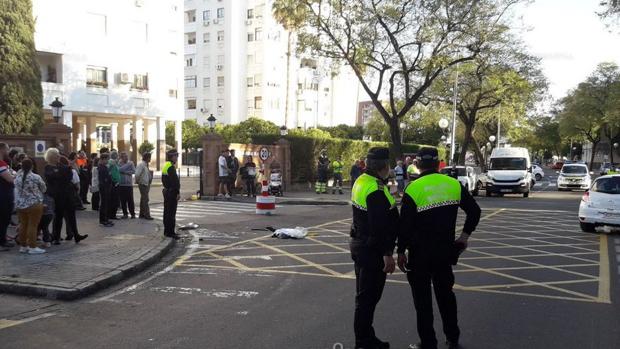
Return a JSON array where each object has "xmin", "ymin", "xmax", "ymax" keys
[
  {"xmin": 485, "ymin": 147, "xmax": 532, "ymax": 198},
  {"xmin": 532, "ymin": 164, "xmax": 545, "ymax": 181},
  {"xmin": 551, "ymin": 161, "xmax": 564, "ymax": 170},
  {"xmin": 557, "ymin": 163, "xmax": 591, "ymax": 191},
  {"xmin": 440, "ymin": 166, "xmax": 479, "ymax": 196},
  {"xmin": 578, "ymin": 175, "xmax": 620, "ymax": 232}
]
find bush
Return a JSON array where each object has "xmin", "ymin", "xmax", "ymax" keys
[
  {"xmin": 251, "ymin": 134, "xmax": 444, "ymax": 183},
  {"xmin": 138, "ymin": 141, "xmax": 155, "ymax": 156}
]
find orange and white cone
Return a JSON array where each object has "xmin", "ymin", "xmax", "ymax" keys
[{"xmin": 256, "ymin": 180, "xmax": 276, "ymax": 215}]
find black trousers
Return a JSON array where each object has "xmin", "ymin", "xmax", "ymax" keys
[
  {"xmin": 99, "ymin": 186, "xmax": 110, "ymax": 224},
  {"xmin": 52, "ymin": 195, "xmax": 79, "ymax": 241},
  {"xmin": 407, "ymin": 258, "xmax": 460, "ymax": 348},
  {"xmin": 38, "ymin": 214, "xmax": 53, "ymax": 242},
  {"xmin": 0, "ymin": 194, "xmax": 12, "ymax": 244},
  {"xmin": 350, "ymin": 240, "xmax": 387, "ymax": 347},
  {"xmin": 119, "ymin": 186, "xmax": 135, "ymax": 217},
  {"xmin": 245, "ymin": 178, "xmax": 256, "ymax": 196},
  {"xmin": 163, "ymin": 189, "xmax": 178, "ymax": 236},
  {"xmin": 91, "ymin": 191, "xmax": 100, "ymax": 210},
  {"xmin": 108, "ymin": 185, "xmax": 119, "ymax": 219},
  {"xmin": 79, "ymin": 174, "xmax": 89, "ymax": 203}
]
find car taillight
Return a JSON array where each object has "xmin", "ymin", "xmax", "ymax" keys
[{"xmin": 581, "ymin": 191, "xmax": 590, "ymax": 203}]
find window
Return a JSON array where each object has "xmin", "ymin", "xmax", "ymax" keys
[
  {"xmin": 217, "ymin": 8, "xmax": 224, "ymax": 18},
  {"xmin": 217, "ymin": 99, "xmax": 224, "ymax": 115},
  {"xmin": 185, "ymin": 10, "xmax": 196, "ymax": 23},
  {"xmin": 203, "ymin": 77, "xmax": 210, "ymax": 87},
  {"xmin": 217, "ymin": 76, "xmax": 224, "ymax": 87},
  {"xmin": 247, "ymin": 9, "xmax": 254, "ymax": 19},
  {"xmin": 185, "ymin": 32, "xmax": 196, "ymax": 45},
  {"xmin": 186, "ymin": 98, "xmax": 197, "ymax": 110},
  {"xmin": 254, "ymin": 74, "xmax": 262, "ymax": 87},
  {"xmin": 255, "ymin": 27, "xmax": 262, "ymax": 41},
  {"xmin": 86, "ymin": 66, "xmax": 107, "ymax": 88},
  {"xmin": 247, "ymin": 99, "xmax": 253, "ymax": 111},
  {"xmin": 202, "ymin": 10, "xmax": 211, "ymax": 21},
  {"xmin": 217, "ymin": 31, "xmax": 224, "ymax": 41},
  {"xmin": 168, "ymin": 89, "xmax": 178, "ymax": 98},
  {"xmin": 132, "ymin": 74, "xmax": 148, "ymax": 91},
  {"xmin": 202, "ymin": 100, "xmax": 212, "ymax": 113},
  {"xmin": 185, "ymin": 55, "xmax": 195, "ymax": 67},
  {"xmin": 184, "ymin": 75, "xmax": 197, "ymax": 88},
  {"xmin": 254, "ymin": 96, "xmax": 263, "ymax": 110},
  {"xmin": 203, "ymin": 33, "xmax": 210, "ymax": 43},
  {"xmin": 246, "ymin": 77, "xmax": 254, "ymax": 87},
  {"xmin": 247, "ymin": 33, "xmax": 254, "ymax": 42}
]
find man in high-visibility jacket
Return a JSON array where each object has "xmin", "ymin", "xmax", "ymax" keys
[
  {"xmin": 162, "ymin": 149, "xmax": 181, "ymax": 240},
  {"xmin": 316, "ymin": 150, "xmax": 329, "ymax": 194},
  {"xmin": 331, "ymin": 156, "xmax": 344, "ymax": 194},
  {"xmin": 350, "ymin": 147, "xmax": 398, "ymax": 349},
  {"xmin": 397, "ymin": 147, "xmax": 481, "ymax": 349}
]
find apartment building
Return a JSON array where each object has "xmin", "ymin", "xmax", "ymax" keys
[
  {"xmin": 183, "ymin": 0, "xmax": 360, "ymax": 128},
  {"xmin": 33, "ymin": 0, "xmax": 184, "ymax": 168}
]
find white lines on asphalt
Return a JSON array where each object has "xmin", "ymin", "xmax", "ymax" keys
[
  {"xmin": 0, "ymin": 312, "xmax": 56, "ymax": 331},
  {"xmin": 149, "ymin": 200, "xmax": 256, "ymax": 221},
  {"xmin": 150, "ymin": 286, "xmax": 259, "ymax": 298}
]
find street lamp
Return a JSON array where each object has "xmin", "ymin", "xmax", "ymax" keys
[
  {"xmin": 438, "ymin": 118, "xmax": 449, "ymax": 129},
  {"xmin": 50, "ymin": 97, "xmax": 64, "ymax": 123},
  {"xmin": 280, "ymin": 125, "xmax": 288, "ymax": 137},
  {"xmin": 489, "ymin": 135, "xmax": 496, "ymax": 144},
  {"xmin": 207, "ymin": 114, "xmax": 216, "ymax": 132},
  {"xmin": 614, "ymin": 142, "xmax": 619, "ymax": 149}
]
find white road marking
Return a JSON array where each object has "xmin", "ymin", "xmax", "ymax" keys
[
  {"xmin": 150, "ymin": 286, "xmax": 259, "ymax": 298},
  {"xmin": 0, "ymin": 312, "xmax": 56, "ymax": 330}
]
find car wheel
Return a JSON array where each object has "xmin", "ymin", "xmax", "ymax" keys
[
  {"xmin": 579, "ymin": 222, "xmax": 596, "ymax": 233},
  {"xmin": 523, "ymin": 191, "xmax": 529, "ymax": 198},
  {"xmin": 535, "ymin": 174, "xmax": 542, "ymax": 181}
]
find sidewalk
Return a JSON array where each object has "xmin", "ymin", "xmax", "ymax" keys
[
  {"xmin": 0, "ymin": 210, "xmax": 174, "ymax": 300},
  {"xmin": 202, "ymin": 189, "xmax": 351, "ymax": 206}
]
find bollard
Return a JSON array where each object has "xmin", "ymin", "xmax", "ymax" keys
[{"xmin": 256, "ymin": 180, "xmax": 276, "ymax": 215}]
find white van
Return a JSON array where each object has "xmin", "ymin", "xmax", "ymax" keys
[{"xmin": 485, "ymin": 147, "xmax": 532, "ymax": 197}]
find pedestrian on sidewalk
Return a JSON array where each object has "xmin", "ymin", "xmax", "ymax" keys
[
  {"xmin": 76, "ymin": 150, "xmax": 90, "ymax": 205},
  {"xmin": 66, "ymin": 156, "xmax": 85, "ymax": 211},
  {"xmin": 97, "ymin": 153, "xmax": 114, "ymax": 227},
  {"xmin": 0, "ymin": 143, "xmax": 16, "ymax": 249},
  {"xmin": 349, "ymin": 147, "xmax": 398, "ymax": 349},
  {"xmin": 108, "ymin": 151, "xmax": 121, "ymax": 220},
  {"xmin": 162, "ymin": 149, "xmax": 181, "ymax": 240},
  {"xmin": 227, "ymin": 149, "xmax": 239, "ymax": 196},
  {"xmin": 44, "ymin": 148, "xmax": 87, "ymax": 244},
  {"xmin": 397, "ymin": 147, "xmax": 481, "ymax": 349},
  {"xmin": 331, "ymin": 156, "xmax": 344, "ymax": 194},
  {"xmin": 315, "ymin": 150, "xmax": 329, "ymax": 194},
  {"xmin": 218, "ymin": 149, "xmax": 230, "ymax": 198},
  {"xmin": 118, "ymin": 151, "xmax": 136, "ymax": 219},
  {"xmin": 241, "ymin": 156, "xmax": 257, "ymax": 197},
  {"xmin": 394, "ymin": 160, "xmax": 406, "ymax": 197},
  {"xmin": 91, "ymin": 156, "xmax": 100, "ymax": 211},
  {"xmin": 135, "ymin": 152, "xmax": 153, "ymax": 220},
  {"xmin": 14, "ymin": 158, "xmax": 47, "ymax": 254},
  {"xmin": 38, "ymin": 192, "xmax": 54, "ymax": 247}
]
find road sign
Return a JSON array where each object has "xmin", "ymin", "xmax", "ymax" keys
[
  {"xmin": 259, "ymin": 147, "xmax": 270, "ymax": 161},
  {"xmin": 35, "ymin": 140, "xmax": 46, "ymax": 157}
]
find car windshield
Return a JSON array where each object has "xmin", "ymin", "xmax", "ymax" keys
[
  {"xmin": 440, "ymin": 168, "xmax": 466, "ymax": 176},
  {"xmin": 562, "ymin": 166, "xmax": 587, "ymax": 174},
  {"xmin": 489, "ymin": 158, "xmax": 526, "ymax": 170},
  {"xmin": 592, "ymin": 177, "xmax": 620, "ymax": 194}
]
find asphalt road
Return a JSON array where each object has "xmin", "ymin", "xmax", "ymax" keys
[{"xmin": 1, "ymin": 186, "xmax": 619, "ymax": 349}]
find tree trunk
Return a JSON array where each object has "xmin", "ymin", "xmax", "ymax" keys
[
  {"xmin": 387, "ymin": 118, "xmax": 402, "ymax": 159},
  {"xmin": 471, "ymin": 137, "xmax": 486, "ymax": 170},
  {"xmin": 284, "ymin": 31, "xmax": 292, "ymax": 127},
  {"xmin": 458, "ymin": 123, "xmax": 474, "ymax": 165},
  {"xmin": 610, "ymin": 143, "xmax": 614, "ymax": 165},
  {"xmin": 589, "ymin": 141, "xmax": 599, "ymax": 170}
]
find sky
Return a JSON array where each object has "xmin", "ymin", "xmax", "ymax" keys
[{"xmin": 514, "ymin": 0, "xmax": 620, "ymax": 101}]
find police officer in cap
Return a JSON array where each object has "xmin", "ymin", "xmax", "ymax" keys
[
  {"xmin": 350, "ymin": 147, "xmax": 398, "ymax": 349},
  {"xmin": 162, "ymin": 149, "xmax": 181, "ymax": 240},
  {"xmin": 397, "ymin": 147, "xmax": 481, "ymax": 349}
]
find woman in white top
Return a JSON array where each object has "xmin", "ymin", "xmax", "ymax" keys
[
  {"xmin": 91, "ymin": 157, "xmax": 100, "ymax": 210},
  {"xmin": 14, "ymin": 158, "xmax": 47, "ymax": 254}
]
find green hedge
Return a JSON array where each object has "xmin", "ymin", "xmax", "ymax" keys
[{"xmin": 251, "ymin": 134, "xmax": 445, "ymax": 183}]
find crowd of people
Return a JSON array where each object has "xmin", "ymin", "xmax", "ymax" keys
[
  {"xmin": 0, "ymin": 142, "xmax": 157, "ymax": 254},
  {"xmin": 217, "ymin": 149, "xmax": 260, "ymax": 198}
]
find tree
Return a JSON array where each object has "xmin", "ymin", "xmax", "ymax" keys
[
  {"xmin": 182, "ymin": 119, "xmax": 208, "ymax": 149},
  {"xmin": 274, "ymin": 0, "xmax": 522, "ymax": 157},
  {"xmin": 598, "ymin": 0, "xmax": 620, "ymax": 28},
  {"xmin": 138, "ymin": 141, "xmax": 155, "ymax": 156},
  {"xmin": 558, "ymin": 63, "xmax": 620, "ymax": 168},
  {"xmin": 0, "ymin": 0, "xmax": 43, "ymax": 134},
  {"xmin": 430, "ymin": 34, "xmax": 546, "ymax": 165},
  {"xmin": 165, "ymin": 121, "xmax": 175, "ymax": 147},
  {"xmin": 319, "ymin": 124, "xmax": 364, "ymax": 140},
  {"xmin": 272, "ymin": 0, "xmax": 308, "ymax": 127}
]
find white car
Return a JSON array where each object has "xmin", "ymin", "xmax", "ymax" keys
[
  {"xmin": 532, "ymin": 164, "xmax": 545, "ymax": 181},
  {"xmin": 578, "ymin": 175, "xmax": 620, "ymax": 232},
  {"xmin": 557, "ymin": 164, "xmax": 591, "ymax": 191},
  {"xmin": 440, "ymin": 166, "xmax": 479, "ymax": 196}
]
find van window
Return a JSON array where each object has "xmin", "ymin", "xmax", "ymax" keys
[
  {"xmin": 489, "ymin": 158, "xmax": 526, "ymax": 170},
  {"xmin": 592, "ymin": 177, "xmax": 620, "ymax": 194}
]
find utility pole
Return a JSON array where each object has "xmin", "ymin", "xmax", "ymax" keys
[
  {"xmin": 450, "ymin": 67, "xmax": 459, "ymax": 165},
  {"xmin": 497, "ymin": 104, "xmax": 501, "ymax": 148}
]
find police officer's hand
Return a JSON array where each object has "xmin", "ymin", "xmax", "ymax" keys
[
  {"xmin": 456, "ymin": 232, "xmax": 470, "ymax": 249},
  {"xmin": 383, "ymin": 255, "xmax": 395, "ymax": 274},
  {"xmin": 397, "ymin": 253, "xmax": 409, "ymax": 273}
]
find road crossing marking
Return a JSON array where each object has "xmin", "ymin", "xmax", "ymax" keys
[{"xmin": 148, "ymin": 200, "xmax": 256, "ymax": 222}]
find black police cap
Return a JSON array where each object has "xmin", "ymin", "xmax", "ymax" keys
[
  {"xmin": 367, "ymin": 147, "xmax": 389, "ymax": 160},
  {"xmin": 167, "ymin": 149, "xmax": 179, "ymax": 156},
  {"xmin": 416, "ymin": 147, "xmax": 439, "ymax": 161}
]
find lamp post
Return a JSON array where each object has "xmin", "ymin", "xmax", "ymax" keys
[
  {"xmin": 50, "ymin": 97, "xmax": 64, "ymax": 123},
  {"xmin": 207, "ymin": 114, "xmax": 216, "ymax": 132},
  {"xmin": 486, "ymin": 142, "xmax": 491, "ymax": 168},
  {"xmin": 280, "ymin": 125, "xmax": 288, "ymax": 137}
]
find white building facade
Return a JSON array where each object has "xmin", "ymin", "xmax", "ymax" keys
[
  {"xmin": 33, "ymin": 0, "xmax": 184, "ymax": 168},
  {"xmin": 183, "ymin": 0, "xmax": 360, "ymax": 128}
]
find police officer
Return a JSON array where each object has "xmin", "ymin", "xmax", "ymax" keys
[
  {"xmin": 397, "ymin": 147, "xmax": 481, "ymax": 349},
  {"xmin": 350, "ymin": 147, "xmax": 398, "ymax": 349},
  {"xmin": 331, "ymin": 155, "xmax": 344, "ymax": 195},
  {"xmin": 162, "ymin": 149, "xmax": 181, "ymax": 240},
  {"xmin": 316, "ymin": 150, "xmax": 329, "ymax": 194}
]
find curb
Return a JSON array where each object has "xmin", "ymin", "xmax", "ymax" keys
[
  {"xmin": 0, "ymin": 234, "xmax": 176, "ymax": 301},
  {"xmin": 200, "ymin": 196, "xmax": 349, "ymax": 206}
]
